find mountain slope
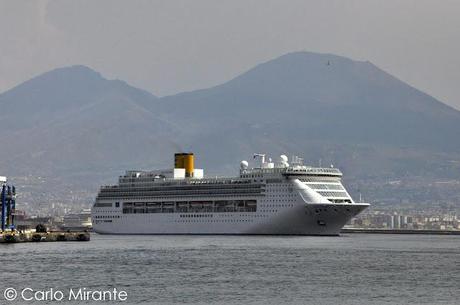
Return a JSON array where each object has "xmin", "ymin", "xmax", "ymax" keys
[
  {"xmin": 158, "ymin": 52, "xmax": 460, "ymax": 151},
  {"xmin": 0, "ymin": 65, "xmax": 177, "ymax": 177}
]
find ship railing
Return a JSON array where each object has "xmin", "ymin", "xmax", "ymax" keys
[
  {"xmin": 102, "ymin": 177, "xmax": 258, "ymax": 190},
  {"xmin": 118, "ymin": 176, "xmax": 254, "ymax": 184},
  {"xmin": 244, "ymin": 167, "xmax": 342, "ymax": 175},
  {"xmin": 284, "ymin": 167, "xmax": 342, "ymax": 175}
]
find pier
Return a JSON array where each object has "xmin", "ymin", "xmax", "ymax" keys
[
  {"xmin": 1, "ymin": 176, "xmax": 90, "ymax": 244},
  {"xmin": 1, "ymin": 230, "xmax": 90, "ymax": 243}
]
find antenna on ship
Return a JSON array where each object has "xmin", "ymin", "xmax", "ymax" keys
[
  {"xmin": 290, "ymin": 156, "xmax": 303, "ymax": 166},
  {"xmin": 253, "ymin": 153, "xmax": 266, "ymax": 167}
]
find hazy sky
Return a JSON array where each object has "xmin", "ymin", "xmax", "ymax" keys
[{"xmin": 1, "ymin": 0, "xmax": 459, "ymax": 109}]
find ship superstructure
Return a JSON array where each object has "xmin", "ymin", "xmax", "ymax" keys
[{"xmin": 92, "ymin": 153, "xmax": 369, "ymax": 235}]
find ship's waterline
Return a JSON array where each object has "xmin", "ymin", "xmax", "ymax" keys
[{"xmin": 92, "ymin": 153, "xmax": 369, "ymax": 235}]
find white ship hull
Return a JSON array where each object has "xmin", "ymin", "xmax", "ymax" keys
[{"xmin": 93, "ymin": 202, "xmax": 368, "ymax": 236}]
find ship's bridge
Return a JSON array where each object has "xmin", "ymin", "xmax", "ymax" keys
[{"xmin": 239, "ymin": 153, "xmax": 351, "ymax": 204}]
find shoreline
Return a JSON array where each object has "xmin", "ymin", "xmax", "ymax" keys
[{"xmin": 341, "ymin": 228, "xmax": 460, "ymax": 235}]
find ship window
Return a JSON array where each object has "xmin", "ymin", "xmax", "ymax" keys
[
  {"xmin": 122, "ymin": 199, "xmax": 257, "ymax": 214},
  {"xmin": 94, "ymin": 202, "xmax": 112, "ymax": 207},
  {"xmin": 115, "ymin": 202, "xmax": 120, "ymax": 208}
]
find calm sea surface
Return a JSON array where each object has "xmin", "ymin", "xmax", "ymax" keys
[{"xmin": 1, "ymin": 234, "xmax": 459, "ymax": 305}]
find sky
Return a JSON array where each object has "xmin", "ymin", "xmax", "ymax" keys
[{"xmin": 1, "ymin": 0, "xmax": 459, "ymax": 109}]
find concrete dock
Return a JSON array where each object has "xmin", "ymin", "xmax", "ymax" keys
[
  {"xmin": 0, "ymin": 231, "xmax": 90, "ymax": 243},
  {"xmin": 341, "ymin": 228, "xmax": 460, "ymax": 235}
]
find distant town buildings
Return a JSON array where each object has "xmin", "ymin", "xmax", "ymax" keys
[{"xmin": 349, "ymin": 209, "xmax": 460, "ymax": 231}]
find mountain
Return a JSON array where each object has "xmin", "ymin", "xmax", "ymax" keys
[
  {"xmin": 157, "ymin": 52, "xmax": 460, "ymax": 177},
  {"xmin": 0, "ymin": 65, "xmax": 180, "ymax": 179},
  {"xmin": 0, "ymin": 53, "xmax": 459, "ymax": 210},
  {"xmin": 158, "ymin": 52, "xmax": 460, "ymax": 148}
]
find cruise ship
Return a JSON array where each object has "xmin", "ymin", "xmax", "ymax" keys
[
  {"xmin": 62, "ymin": 209, "xmax": 92, "ymax": 231},
  {"xmin": 92, "ymin": 153, "xmax": 369, "ymax": 235}
]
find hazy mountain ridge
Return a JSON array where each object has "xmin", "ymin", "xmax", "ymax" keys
[
  {"xmin": 159, "ymin": 52, "xmax": 460, "ymax": 151},
  {"xmin": 1, "ymin": 52, "xmax": 459, "ymax": 208},
  {"xmin": 157, "ymin": 52, "xmax": 460, "ymax": 176},
  {"xmin": 0, "ymin": 65, "xmax": 177, "ymax": 177}
]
